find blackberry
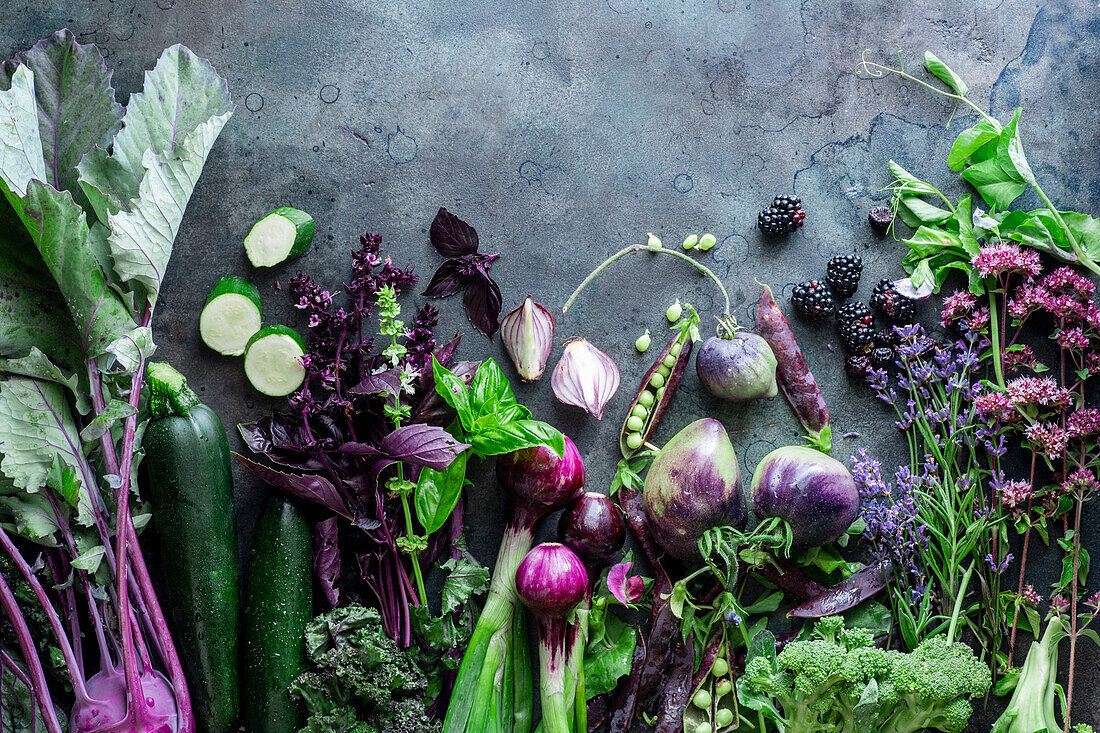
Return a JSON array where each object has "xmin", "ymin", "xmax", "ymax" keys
[
  {"xmin": 845, "ymin": 354, "xmax": 873, "ymax": 380},
  {"xmin": 871, "ymin": 346, "xmax": 894, "ymax": 369},
  {"xmin": 826, "ymin": 255, "xmax": 863, "ymax": 298},
  {"xmin": 790, "ymin": 280, "xmax": 835, "ymax": 321},
  {"xmin": 868, "ymin": 206, "xmax": 894, "ymax": 234},
  {"xmin": 869, "ymin": 278, "xmax": 916, "ymax": 323},
  {"xmin": 873, "ymin": 328, "xmax": 900, "ymax": 349},
  {"xmin": 758, "ymin": 195, "xmax": 806, "ymax": 235},
  {"xmin": 838, "ymin": 320, "xmax": 875, "ymax": 352},
  {"xmin": 835, "ymin": 301, "xmax": 874, "ymax": 328}
]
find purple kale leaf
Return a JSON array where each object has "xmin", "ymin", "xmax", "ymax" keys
[{"xmin": 422, "ymin": 208, "xmax": 503, "ymax": 339}]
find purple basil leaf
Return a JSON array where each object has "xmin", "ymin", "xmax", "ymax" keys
[
  {"xmin": 351, "ymin": 368, "xmax": 404, "ymax": 396},
  {"xmin": 315, "ymin": 517, "xmax": 341, "ymax": 607},
  {"xmin": 339, "ymin": 424, "xmax": 468, "ymax": 470},
  {"xmin": 234, "ymin": 454, "xmax": 352, "ymax": 520},
  {"xmin": 430, "ymin": 207, "xmax": 479, "ymax": 257},
  {"xmin": 238, "ymin": 421, "xmax": 273, "ymax": 454},
  {"xmin": 379, "ymin": 423, "xmax": 470, "ymax": 470},
  {"xmin": 435, "ymin": 334, "xmax": 463, "ymax": 368},
  {"xmin": 787, "ymin": 562, "xmax": 888, "ymax": 618},
  {"xmin": 421, "ymin": 259, "xmax": 469, "ymax": 298},
  {"xmin": 463, "ymin": 275, "xmax": 502, "ymax": 339}
]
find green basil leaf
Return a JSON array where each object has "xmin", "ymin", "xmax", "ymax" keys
[
  {"xmin": 896, "ymin": 197, "xmax": 953, "ymax": 226},
  {"xmin": 432, "ymin": 355, "xmax": 474, "ymax": 431},
  {"xmin": 953, "ymin": 195, "xmax": 980, "ymax": 255},
  {"xmin": 960, "ymin": 157, "xmax": 1027, "ymax": 210},
  {"xmin": 468, "ymin": 419, "xmax": 564, "ymax": 457},
  {"xmin": 1059, "ymin": 211, "xmax": 1100, "ymax": 261},
  {"xmin": 947, "ymin": 119, "xmax": 1002, "ymax": 171},
  {"xmin": 888, "ymin": 161, "xmax": 937, "ymax": 195},
  {"xmin": 469, "ymin": 358, "xmax": 516, "ymax": 418},
  {"xmin": 743, "ymin": 590, "xmax": 783, "ymax": 615},
  {"xmin": 995, "ymin": 108, "xmax": 1036, "ymax": 186},
  {"xmin": 924, "ymin": 51, "xmax": 969, "ymax": 97},
  {"xmin": 414, "ymin": 450, "xmax": 468, "ymax": 536}
]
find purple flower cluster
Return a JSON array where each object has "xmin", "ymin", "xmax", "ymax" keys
[
  {"xmin": 971, "ymin": 242, "xmax": 1042, "ymax": 280},
  {"xmin": 850, "ymin": 449, "xmax": 930, "ymax": 604}
]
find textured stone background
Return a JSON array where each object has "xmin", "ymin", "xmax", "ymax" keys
[{"xmin": 3, "ymin": 0, "xmax": 1098, "ymax": 728}]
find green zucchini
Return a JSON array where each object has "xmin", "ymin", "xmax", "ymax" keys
[
  {"xmin": 141, "ymin": 363, "xmax": 240, "ymax": 733},
  {"xmin": 200, "ymin": 276, "xmax": 262, "ymax": 356},
  {"xmin": 244, "ymin": 207, "xmax": 314, "ymax": 267},
  {"xmin": 244, "ymin": 325, "xmax": 306, "ymax": 397},
  {"xmin": 243, "ymin": 495, "xmax": 313, "ymax": 733}
]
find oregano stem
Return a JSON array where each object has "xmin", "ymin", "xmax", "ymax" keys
[{"xmin": 563, "ymin": 244, "xmax": 731, "ymax": 315}]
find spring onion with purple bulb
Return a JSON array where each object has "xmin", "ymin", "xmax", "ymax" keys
[
  {"xmin": 515, "ymin": 543, "xmax": 589, "ymax": 733},
  {"xmin": 443, "ymin": 438, "xmax": 586, "ymax": 733},
  {"xmin": 558, "ymin": 492, "xmax": 628, "ymax": 727}
]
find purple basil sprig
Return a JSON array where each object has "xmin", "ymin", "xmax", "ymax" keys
[{"xmin": 422, "ymin": 207, "xmax": 503, "ymax": 339}]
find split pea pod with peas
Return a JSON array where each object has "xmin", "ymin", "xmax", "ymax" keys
[{"xmin": 619, "ymin": 302, "xmax": 700, "ymax": 458}]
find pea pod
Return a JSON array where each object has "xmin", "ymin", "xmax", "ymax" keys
[
  {"xmin": 619, "ymin": 330, "xmax": 694, "ymax": 458},
  {"xmin": 683, "ymin": 637, "xmax": 738, "ymax": 733}
]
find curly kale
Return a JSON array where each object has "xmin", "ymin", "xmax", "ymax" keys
[
  {"xmin": 739, "ymin": 616, "xmax": 990, "ymax": 733},
  {"xmin": 291, "ymin": 605, "xmax": 440, "ymax": 733}
]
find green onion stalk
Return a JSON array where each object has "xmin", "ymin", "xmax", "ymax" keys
[{"xmin": 443, "ymin": 441, "xmax": 586, "ymax": 733}]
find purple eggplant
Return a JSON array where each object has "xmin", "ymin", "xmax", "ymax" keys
[{"xmin": 643, "ymin": 418, "xmax": 747, "ymax": 562}]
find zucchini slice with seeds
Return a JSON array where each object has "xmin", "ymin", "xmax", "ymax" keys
[
  {"xmin": 244, "ymin": 207, "xmax": 314, "ymax": 267},
  {"xmin": 199, "ymin": 276, "xmax": 262, "ymax": 356},
  {"xmin": 244, "ymin": 325, "xmax": 306, "ymax": 397}
]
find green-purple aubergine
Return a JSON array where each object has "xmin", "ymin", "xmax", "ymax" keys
[
  {"xmin": 750, "ymin": 446, "xmax": 860, "ymax": 548},
  {"xmin": 696, "ymin": 332, "xmax": 778, "ymax": 402},
  {"xmin": 643, "ymin": 418, "xmax": 747, "ymax": 561}
]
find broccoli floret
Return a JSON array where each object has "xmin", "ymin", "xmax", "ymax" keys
[
  {"xmin": 991, "ymin": 615, "xmax": 1065, "ymax": 733},
  {"xmin": 737, "ymin": 617, "xmax": 989, "ymax": 733}
]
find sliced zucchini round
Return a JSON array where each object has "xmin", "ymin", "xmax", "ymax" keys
[
  {"xmin": 199, "ymin": 276, "xmax": 262, "ymax": 356},
  {"xmin": 244, "ymin": 325, "xmax": 306, "ymax": 397},
  {"xmin": 243, "ymin": 207, "xmax": 314, "ymax": 268}
]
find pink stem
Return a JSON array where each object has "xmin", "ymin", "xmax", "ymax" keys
[
  {"xmin": 0, "ymin": 527, "xmax": 88, "ymax": 700},
  {"xmin": 0, "ymin": 564, "xmax": 66, "ymax": 733}
]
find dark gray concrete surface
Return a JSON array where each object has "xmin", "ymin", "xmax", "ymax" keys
[{"xmin": 3, "ymin": 0, "xmax": 1099, "ymax": 728}]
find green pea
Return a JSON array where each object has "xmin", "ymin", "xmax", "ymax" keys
[
  {"xmin": 649, "ymin": 372, "xmax": 666, "ymax": 389},
  {"xmin": 626, "ymin": 415, "xmax": 645, "ymax": 432},
  {"xmin": 637, "ymin": 390, "xmax": 655, "ymax": 408},
  {"xmin": 632, "ymin": 404, "xmax": 649, "ymax": 419},
  {"xmin": 625, "ymin": 432, "xmax": 644, "ymax": 450},
  {"xmin": 662, "ymin": 352, "xmax": 677, "ymax": 369},
  {"xmin": 655, "ymin": 386, "xmax": 666, "ymax": 402},
  {"xmin": 647, "ymin": 232, "xmax": 663, "ymax": 248},
  {"xmin": 670, "ymin": 340, "xmax": 683, "ymax": 357},
  {"xmin": 699, "ymin": 232, "xmax": 717, "ymax": 251},
  {"xmin": 666, "ymin": 299, "xmax": 683, "ymax": 322},
  {"xmin": 715, "ymin": 708, "xmax": 734, "ymax": 726},
  {"xmin": 715, "ymin": 679, "xmax": 732, "ymax": 697},
  {"xmin": 693, "ymin": 690, "xmax": 712, "ymax": 709},
  {"xmin": 695, "ymin": 724, "xmax": 712, "ymax": 733},
  {"xmin": 635, "ymin": 329, "xmax": 651, "ymax": 353},
  {"xmin": 682, "ymin": 234, "xmax": 699, "ymax": 250},
  {"xmin": 711, "ymin": 658, "xmax": 729, "ymax": 678}
]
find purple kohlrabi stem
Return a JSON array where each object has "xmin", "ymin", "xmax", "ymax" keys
[
  {"xmin": 0, "ymin": 575, "xmax": 64, "ymax": 733},
  {"xmin": 0, "ymin": 527, "xmax": 88, "ymax": 701}
]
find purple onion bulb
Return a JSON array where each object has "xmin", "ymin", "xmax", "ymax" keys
[
  {"xmin": 558, "ymin": 492, "xmax": 625, "ymax": 565},
  {"xmin": 515, "ymin": 543, "xmax": 589, "ymax": 616},
  {"xmin": 497, "ymin": 436, "xmax": 586, "ymax": 517}
]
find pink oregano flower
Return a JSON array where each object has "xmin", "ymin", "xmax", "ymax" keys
[
  {"xmin": 971, "ymin": 242, "xmax": 1042, "ymax": 279},
  {"xmin": 607, "ymin": 561, "xmax": 644, "ymax": 605}
]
